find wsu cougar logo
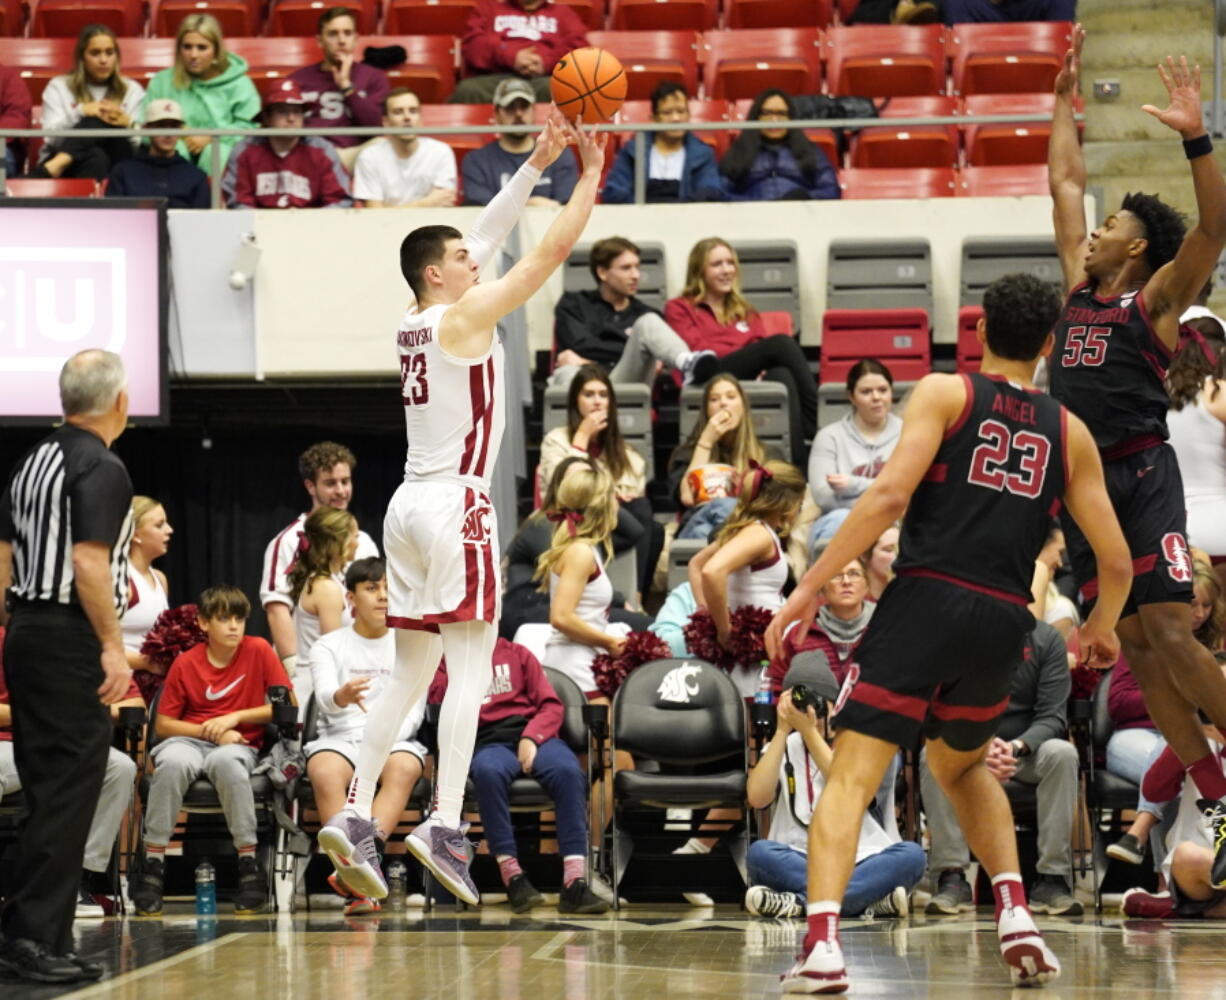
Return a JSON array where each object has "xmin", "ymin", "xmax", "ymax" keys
[
  {"xmin": 460, "ymin": 501, "xmax": 492, "ymax": 545},
  {"xmin": 657, "ymin": 663, "xmax": 703, "ymax": 704}
]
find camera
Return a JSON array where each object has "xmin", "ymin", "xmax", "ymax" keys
[{"xmin": 791, "ymin": 684, "xmax": 825, "ymax": 715}]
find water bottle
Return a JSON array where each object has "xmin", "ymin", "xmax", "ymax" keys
[
  {"xmin": 385, "ymin": 859, "xmax": 407, "ymax": 911},
  {"xmin": 754, "ymin": 661, "xmax": 773, "ymax": 706},
  {"xmin": 194, "ymin": 859, "xmax": 217, "ymax": 916}
]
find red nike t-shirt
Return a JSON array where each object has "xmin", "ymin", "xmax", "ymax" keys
[{"xmin": 159, "ymin": 636, "xmax": 291, "ymax": 745}]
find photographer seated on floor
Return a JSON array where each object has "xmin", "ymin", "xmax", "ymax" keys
[{"xmin": 742, "ymin": 656, "xmax": 925, "ymax": 920}]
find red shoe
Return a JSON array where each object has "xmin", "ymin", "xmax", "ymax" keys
[
  {"xmin": 1121, "ymin": 888, "xmax": 1176, "ymax": 919},
  {"xmin": 328, "ymin": 872, "xmax": 359, "ymax": 900}
]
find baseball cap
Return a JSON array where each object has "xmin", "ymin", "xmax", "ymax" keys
[
  {"xmin": 264, "ymin": 80, "xmax": 307, "ymax": 109},
  {"xmin": 143, "ymin": 98, "xmax": 185, "ymax": 125},
  {"xmin": 493, "ymin": 77, "xmax": 535, "ymax": 108},
  {"xmin": 781, "ymin": 650, "xmax": 840, "ymax": 703}
]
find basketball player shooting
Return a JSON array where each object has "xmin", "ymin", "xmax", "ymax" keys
[
  {"xmin": 320, "ymin": 110, "xmax": 607, "ymax": 905},
  {"xmin": 1049, "ymin": 27, "xmax": 1226, "ymax": 887}
]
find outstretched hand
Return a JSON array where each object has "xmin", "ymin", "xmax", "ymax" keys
[
  {"xmin": 569, "ymin": 117, "xmax": 609, "ymax": 175},
  {"xmin": 528, "ymin": 107, "xmax": 573, "ymax": 170},
  {"xmin": 1142, "ymin": 55, "xmax": 1205, "ymax": 138},
  {"xmin": 1053, "ymin": 22, "xmax": 1084, "ymax": 99}
]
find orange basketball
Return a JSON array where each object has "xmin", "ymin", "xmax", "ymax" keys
[{"xmin": 550, "ymin": 47, "xmax": 627, "ymax": 124}]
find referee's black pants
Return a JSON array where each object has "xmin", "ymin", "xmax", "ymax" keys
[{"xmin": 1, "ymin": 605, "xmax": 111, "ymax": 955}]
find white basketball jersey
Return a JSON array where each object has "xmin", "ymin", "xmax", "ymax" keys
[
  {"xmin": 726, "ymin": 523, "xmax": 786, "ymax": 613},
  {"xmin": 396, "ymin": 302, "xmax": 505, "ymax": 491}
]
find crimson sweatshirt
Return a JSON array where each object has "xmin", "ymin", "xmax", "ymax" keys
[
  {"xmin": 428, "ymin": 638, "xmax": 563, "ymax": 745},
  {"xmin": 288, "ymin": 62, "xmax": 389, "ymax": 149},
  {"xmin": 663, "ymin": 296, "xmax": 768, "ymax": 357},
  {"xmin": 222, "ymin": 135, "xmax": 353, "ymax": 208},
  {"xmin": 461, "ymin": 0, "xmax": 588, "ymax": 76}
]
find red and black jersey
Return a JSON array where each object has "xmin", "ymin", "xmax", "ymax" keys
[
  {"xmin": 893, "ymin": 373, "xmax": 1069, "ymax": 604},
  {"xmin": 1048, "ymin": 282, "xmax": 1173, "ymax": 452}
]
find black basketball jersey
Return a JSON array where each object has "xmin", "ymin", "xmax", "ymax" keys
[
  {"xmin": 1048, "ymin": 282, "xmax": 1173, "ymax": 451},
  {"xmin": 893, "ymin": 373, "xmax": 1069, "ymax": 603}
]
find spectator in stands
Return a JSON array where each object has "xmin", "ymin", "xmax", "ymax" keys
[
  {"xmin": 1183, "ymin": 281, "xmax": 1226, "ymax": 346},
  {"xmin": 462, "ymin": 78, "xmax": 576, "ymax": 206},
  {"xmin": 864, "ymin": 524, "xmax": 898, "ymax": 601},
  {"xmin": 453, "ymin": 0, "xmax": 587, "ymax": 105},
  {"xmin": 770, "ymin": 555, "xmax": 875, "ymax": 692},
  {"xmin": 603, "ymin": 83, "xmax": 725, "ymax": 205},
  {"xmin": 538, "ymin": 365, "xmax": 661, "ymax": 600},
  {"xmin": 807, "ymin": 359, "xmax": 902, "ymax": 554},
  {"xmin": 1104, "ymin": 655, "xmax": 1168, "ymax": 869},
  {"xmin": 306, "ymin": 557, "xmax": 425, "ymax": 915},
  {"xmin": 690, "ymin": 460, "xmax": 806, "ymax": 697},
  {"xmin": 120, "ymin": 496, "xmax": 172, "ymax": 678},
  {"xmin": 923, "ymin": 620, "xmax": 1083, "ymax": 917},
  {"xmin": 669, "ymin": 374, "xmax": 776, "ymax": 540},
  {"xmin": 649, "ymin": 581, "xmax": 698, "ymax": 656},
  {"xmin": 353, "ymin": 88, "xmax": 457, "ymax": 208},
  {"xmin": 0, "ymin": 61, "xmax": 32, "ymax": 178},
  {"xmin": 431, "ymin": 637, "xmax": 608, "ymax": 913},
  {"xmin": 942, "ymin": 0, "xmax": 1076, "ymax": 24},
  {"xmin": 129, "ymin": 584, "xmax": 293, "ymax": 916},
  {"xmin": 720, "ymin": 89, "xmax": 839, "ymax": 202},
  {"xmin": 551, "ymin": 236, "xmax": 718, "ymax": 390},
  {"xmin": 144, "ymin": 14, "xmax": 261, "ymax": 176},
  {"xmin": 106, "ymin": 98, "xmax": 210, "ymax": 207},
  {"xmin": 289, "ymin": 7, "xmax": 389, "ymax": 173},
  {"xmin": 223, "ymin": 80, "xmax": 352, "ymax": 208},
  {"xmin": 33, "ymin": 26, "xmax": 143, "ymax": 181},
  {"xmin": 260, "ymin": 442, "xmax": 379, "ymax": 669},
  {"xmin": 290, "ymin": 506, "xmax": 359, "ymax": 707},
  {"xmin": 665, "ymin": 238, "xmax": 818, "ymax": 466},
  {"xmin": 743, "ymin": 657, "xmax": 924, "ymax": 920},
  {"xmin": 0, "ymin": 633, "xmax": 144, "ymax": 918}
]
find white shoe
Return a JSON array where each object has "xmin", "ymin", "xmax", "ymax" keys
[
  {"xmin": 864, "ymin": 886, "xmax": 908, "ymax": 919},
  {"xmin": 780, "ymin": 938, "xmax": 849, "ymax": 994},
  {"xmin": 745, "ymin": 885, "xmax": 803, "ymax": 919},
  {"xmin": 997, "ymin": 903, "xmax": 1061, "ymax": 986}
]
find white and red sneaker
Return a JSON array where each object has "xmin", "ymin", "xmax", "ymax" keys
[
  {"xmin": 997, "ymin": 902, "xmax": 1061, "ymax": 986},
  {"xmin": 779, "ymin": 939, "xmax": 849, "ymax": 994},
  {"xmin": 1121, "ymin": 888, "xmax": 1176, "ymax": 919}
]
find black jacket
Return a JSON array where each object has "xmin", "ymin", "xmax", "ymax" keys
[
  {"xmin": 553, "ymin": 288, "xmax": 660, "ymax": 369},
  {"xmin": 106, "ymin": 152, "xmax": 210, "ymax": 209}
]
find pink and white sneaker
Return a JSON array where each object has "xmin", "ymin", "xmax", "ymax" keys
[
  {"xmin": 779, "ymin": 938, "xmax": 849, "ymax": 994},
  {"xmin": 997, "ymin": 902, "xmax": 1061, "ymax": 986}
]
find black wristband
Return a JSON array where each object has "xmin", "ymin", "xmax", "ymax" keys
[{"xmin": 1184, "ymin": 134, "xmax": 1213, "ymax": 160}]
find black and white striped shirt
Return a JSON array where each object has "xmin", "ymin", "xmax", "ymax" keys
[{"xmin": 0, "ymin": 425, "xmax": 134, "ymax": 613}]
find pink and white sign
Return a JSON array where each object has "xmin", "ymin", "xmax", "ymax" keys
[{"xmin": 0, "ymin": 205, "xmax": 163, "ymax": 420}]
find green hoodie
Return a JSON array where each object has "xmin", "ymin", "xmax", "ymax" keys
[{"xmin": 143, "ymin": 52, "xmax": 261, "ymax": 176}]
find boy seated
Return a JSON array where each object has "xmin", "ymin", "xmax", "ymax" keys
[
  {"xmin": 129, "ymin": 585, "xmax": 293, "ymax": 916},
  {"xmin": 306, "ymin": 557, "xmax": 427, "ymax": 915},
  {"xmin": 743, "ymin": 657, "xmax": 925, "ymax": 920},
  {"xmin": 428, "ymin": 638, "xmax": 607, "ymax": 914}
]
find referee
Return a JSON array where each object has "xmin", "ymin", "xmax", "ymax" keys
[{"xmin": 0, "ymin": 350, "xmax": 134, "ymax": 984}]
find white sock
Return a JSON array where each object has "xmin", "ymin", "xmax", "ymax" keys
[
  {"xmin": 433, "ymin": 619, "xmax": 496, "ymax": 828},
  {"xmin": 346, "ymin": 628, "xmax": 442, "ymax": 817}
]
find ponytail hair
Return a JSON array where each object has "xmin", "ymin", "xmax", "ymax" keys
[
  {"xmin": 533, "ymin": 465, "xmax": 617, "ymax": 588},
  {"xmin": 713, "ymin": 459, "xmax": 807, "ymax": 546},
  {"xmin": 288, "ymin": 507, "xmax": 356, "ymax": 603}
]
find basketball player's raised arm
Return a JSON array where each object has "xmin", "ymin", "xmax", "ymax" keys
[
  {"xmin": 765, "ymin": 374, "xmax": 964, "ymax": 658},
  {"xmin": 1060, "ymin": 413, "xmax": 1132, "ymax": 666},
  {"xmin": 446, "ymin": 122, "xmax": 607, "ymax": 339},
  {"xmin": 1141, "ymin": 57, "xmax": 1226, "ymax": 338},
  {"xmin": 1049, "ymin": 23, "xmax": 1089, "ymax": 293}
]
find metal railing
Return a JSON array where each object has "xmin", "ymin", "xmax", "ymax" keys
[{"xmin": 0, "ymin": 112, "xmax": 1077, "ymax": 206}]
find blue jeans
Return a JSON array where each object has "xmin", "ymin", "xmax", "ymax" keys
[
  {"xmin": 470, "ymin": 738, "xmax": 588, "ymax": 859},
  {"xmin": 808, "ymin": 507, "xmax": 851, "ymax": 557},
  {"xmin": 1106, "ymin": 727, "xmax": 1165, "ymax": 816},
  {"xmin": 677, "ymin": 496, "xmax": 738, "ymax": 540},
  {"xmin": 747, "ymin": 839, "xmax": 926, "ymax": 916},
  {"xmin": 4, "ymin": 144, "xmax": 16, "ymax": 177}
]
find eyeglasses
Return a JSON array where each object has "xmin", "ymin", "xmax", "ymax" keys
[
  {"xmin": 758, "ymin": 110, "xmax": 790, "ymax": 120},
  {"xmin": 831, "ymin": 571, "xmax": 865, "ymax": 583}
]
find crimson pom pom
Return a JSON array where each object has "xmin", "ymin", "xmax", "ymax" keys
[
  {"xmin": 591, "ymin": 630, "xmax": 674, "ymax": 699},
  {"xmin": 140, "ymin": 604, "xmax": 206, "ymax": 671},
  {"xmin": 683, "ymin": 608, "xmax": 733, "ymax": 670},
  {"xmin": 728, "ymin": 605, "xmax": 773, "ymax": 666},
  {"xmin": 1069, "ymin": 664, "xmax": 1104, "ymax": 703}
]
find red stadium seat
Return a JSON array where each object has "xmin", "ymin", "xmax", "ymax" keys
[
  {"xmin": 0, "ymin": 38, "xmax": 74, "ymax": 102},
  {"xmin": 956, "ymin": 163, "xmax": 1048, "ymax": 196},
  {"xmin": 28, "ymin": 0, "xmax": 144, "ymax": 38},
  {"xmin": 418, "ymin": 102, "xmax": 493, "ymax": 176},
  {"xmin": 731, "ymin": 97, "xmax": 839, "ymax": 168},
  {"xmin": 366, "ymin": 34, "xmax": 458, "ymax": 103},
  {"xmin": 948, "ymin": 20, "xmax": 1071, "ymax": 96},
  {"xmin": 702, "ymin": 27, "xmax": 821, "ymax": 101},
  {"xmin": 118, "ymin": 37, "xmax": 178, "ymax": 84},
  {"xmin": 836, "ymin": 0, "xmax": 858, "ymax": 22},
  {"xmin": 0, "ymin": 0, "xmax": 22, "ymax": 35},
  {"xmin": 825, "ymin": 24, "xmax": 945, "ymax": 97},
  {"xmin": 849, "ymin": 94, "xmax": 957, "ymax": 168},
  {"xmin": 617, "ymin": 97, "xmax": 732, "ymax": 155},
  {"xmin": 587, "ymin": 30, "xmax": 699, "ymax": 99},
  {"xmin": 838, "ymin": 166, "xmax": 955, "ymax": 198},
  {"xmin": 962, "ymin": 93, "xmax": 1058, "ymax": 166},
  {"xmin": 760, "ymin": 310, "xmax": 795, "ymax": 337},
  {"xmin": 725, "ymin": 0, "xmax": 832, "ymax": 29},
  {"xmin": 266, "ymin": 0, "xmax": 377, "ymax": 35},
  {"xmin": 553, "ymin": 0, "xmax": 604, "ymax": 30},
  {"xmin": 610, "ymin": 0, "xmax": 717, "ymax": 32},
  {"xmin": 820, "ymin": 308, "xmax": 931, "ymax": 383},
  {"xmin": 956, "ymin": 304, "xmax": 984, "ymax": 372},
  {"xmin": 4, "ymin": 177, "xmax": 98, "ymax": 197},
  {"xmin": 152, "ymin": 0, "xmax": 261, "ymax": 38},
  {"xmin": 381, "ymin": 0, "xmax": 472, "ymax": 35}
]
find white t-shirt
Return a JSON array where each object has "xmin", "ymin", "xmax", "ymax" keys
[
  {"xmin": 767, "ymin": 731, "xmax": 893, "ymax": 864},
  {"xmin": 648, "ymin": 144, "xmax": 685, "ymax": 181},
  {"xmin": 308, "ymin": 624, "xmax": 424, "ymax": 745},
  {"xmin": 353, "ymin": 136, "xmax": 457, "ymax": 206}
]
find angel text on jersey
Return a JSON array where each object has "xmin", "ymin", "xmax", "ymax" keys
[
  {"xmin": 398, "ymin": 327, "xmax": 434, "ymax": 347},
  {"xmin": 990, "ymin": 394, "xmax": 1038, "ymax": 427},
  {"xmin": 461, "ymin": 500, "xmax": 493, "ymax": 545}
]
